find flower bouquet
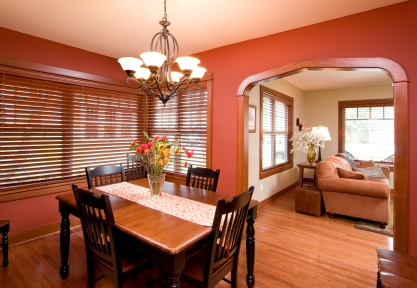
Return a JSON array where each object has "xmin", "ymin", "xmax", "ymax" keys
[
  {"xmin": 130, "ymin": 132, "xmax": 193, "ymax": 198},
  {"xmin": 290, "ymin": 126, "xmax": 326, "ymax": 165}
]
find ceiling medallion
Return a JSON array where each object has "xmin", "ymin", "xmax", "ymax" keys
[{"xmin": 118, "ymin": 0, "xmax": 206, "ymax": 106}]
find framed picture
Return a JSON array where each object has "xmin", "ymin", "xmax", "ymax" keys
[{"xmin": 248, "ymin": 104, "xmax": 256, "ymax": 133}]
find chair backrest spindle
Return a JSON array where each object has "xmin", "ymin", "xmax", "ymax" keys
[
  {"xmin": 185, "ymin": 165, "xmax": 221, "ymax": 192},
  {"xmin": 85, "ymin": 164, "xmax": 125, "ymax": 189}
]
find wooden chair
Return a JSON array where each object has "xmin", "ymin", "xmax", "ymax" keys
[
  {"xmin": 72, "ymin": 184, "xmax": 157, "ymax": 288},
  {"xmin": 0, "ymin": 220, "xmax": 9, "ymax": 267},
  {"xmin": 180, "ymin": 186, "xmax": 254, "ymax": 288},
  {"xmin": 85, "ymin": 164, "xmax": 125, "ymax": 189},
  {"xmin": 185, "ymin": 165, "xmax": 220, "ymax": 192},
  {"xmin": 126, "ymin": 154, "xmax": 147, "ymax": 181}
]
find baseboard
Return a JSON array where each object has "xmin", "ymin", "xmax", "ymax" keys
[
  {"xmin": 258, "ymin": 181, "xmax": 299, "ymax": 211},
  {"xmin": 8, "ymin": 218, "xmax": 81, "ymax": 246}
]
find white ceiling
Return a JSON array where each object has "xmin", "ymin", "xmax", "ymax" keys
[
  {"xmin": 0, "ymin": 0, "xmax": 407, "ymax": 59},
  {"xmin": 283, "ymin": 70, "xmax": 393, "ymax": 91}
]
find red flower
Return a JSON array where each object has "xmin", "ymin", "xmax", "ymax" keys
[
  {"xmin": 140, "ymin": 144, "xmax": 147, "ymax": 151},
  {"xmin": 161, "ymin": 136, "xmax": 168, "ymax": 141},
  {"xmin": 147, "ymin": 142, "xmax": 154, "ymax": 148},
  {"xmin": 136, "ymin": 147, "xmax": 142, "ymax": 153},
  {"xmin": 184, "ymin": 162, "xmax": 188, "ymax": 167},
  {"xmin": 185, "ymin": 149, "xmax": 194, "ymax": 158},
  {"xmin": 154, "ymin": 136, "xmax": 160, "ymax": 142}
]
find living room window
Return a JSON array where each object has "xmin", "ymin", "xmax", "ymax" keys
[
  {"xmin": 260, "ymin": 86, "xmax": 293, "ymax": 179},
  {"xmin": 338, "ymin": 99, "xmax": 394, "ymax": 163},
  {"xmin": 146, "ymin": 81, "xmax": 212, "ymax": 174}
]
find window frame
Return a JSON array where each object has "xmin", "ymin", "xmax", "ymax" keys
[
  {"xmin": 338, "ymin": 98, "xmax": 394, "ymax": 164},
  {"xmin": 259, "ymin": 86, "xmax": 294, "ymax": 179}
]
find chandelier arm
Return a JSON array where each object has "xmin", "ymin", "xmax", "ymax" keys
[
  {"xmin": 150, "ymin": 32, "xmax": 162, "ymax": 51},
  {"xmin": 167, "ymin": 77, "xmax": 192, "ymax": 97},
  {"xmin": 152, "ymin": 74, "xmax": 165, "ymax": 97},
  {"xmin": 167, "ymin": 32, "xmax": 179, "ymax": 57}
]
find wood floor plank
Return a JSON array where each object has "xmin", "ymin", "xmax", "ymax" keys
[{"xmin": 0, "ymin": 190, "xmax": 390, "ymax": 287}]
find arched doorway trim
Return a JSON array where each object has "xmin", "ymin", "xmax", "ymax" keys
[{"xmin": 236, "ymin": 58, "xmax": 409, "ymax": 254}]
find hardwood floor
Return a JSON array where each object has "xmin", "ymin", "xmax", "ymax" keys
[{"xmin": 0, "ymin": 190, "xmax": 391, "ymax": 287}]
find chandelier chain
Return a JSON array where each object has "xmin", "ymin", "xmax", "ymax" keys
[{"xmin": 162, "ymin": 0, "xmax": 167, "ymax": 21}]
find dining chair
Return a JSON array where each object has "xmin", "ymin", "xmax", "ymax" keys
[
  {"xmin": 0, "ymin": 220, "xmax": 9, "ymax": 267},
  {"xmin": 126, "ymin": 154, "xmax": 147, "ymax": 181},
  {"xmin": 72, "ymin": 184, "xmax": 157, "ymax": 288},
  {"xmin": 180, "ymin": 186, "xmax": 254, "ymax": 288},
  {"xmin": 85, "ymin": 164, "xmax": 126, "ymax": 189},
  {"xmin": 185, "ymin": 165, "xmax": 221, "ymax": 192}
]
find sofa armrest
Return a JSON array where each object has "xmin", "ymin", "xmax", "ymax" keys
[
  {"xmin": 318, "ymin": 178, "xmax": 389, "ymax": 199},
  {"xmin": 380, "ymin": 166, "xmax": 391, "ymax": 180}
]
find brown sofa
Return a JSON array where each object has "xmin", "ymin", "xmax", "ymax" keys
[{"xmin": 316, "ymin": 156, "xmax": 390, "ymax": 227}]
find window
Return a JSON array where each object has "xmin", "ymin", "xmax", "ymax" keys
[
  {"xmin": 0, "ymin": 73, "xmax": 144, "ymax": 192},
  {"xmin": 339, "ymin": 99, "xmax": 394, "ymax": 163},
  {"xmin": 146, "ymin": 80, "xmax": 212, "ymax": 174},
  {"xmin": 260, "ymin": 86, "xmax": 293, "ymax": 179}
]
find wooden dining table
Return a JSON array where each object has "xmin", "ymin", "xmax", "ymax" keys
[{"xmin": 56, "ymin": 179, "xmax": 259, "ymax": 288}]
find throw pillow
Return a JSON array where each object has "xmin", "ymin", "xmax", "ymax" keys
[
  {"xmin": 337, "ymin": 168, "xmax": 369, "ymax": 181},
  {"xmin": 354, "ymin": 160, "xmax": 376, "ymax": 168},
  {"xmin": 354, "ymin": 164, "xmax": 386, "ymax": 179}
]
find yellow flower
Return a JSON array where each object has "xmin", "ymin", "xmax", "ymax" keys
[
  {"xmin": 158, "ymin": 159, "xmax": 164, "ymax": 166},
  {"xmin": 157, "ymin": 143, "xmax": 165, "ymax": 152},
  {"xmin": 176, "ymin": 147, "xmax": 181, "ymax": 155},
  {"xmin": 163, "ymin": 149, "xmax": 169, "ymax": 158},
  {"xmin": 164, "ymin": 158, "xmax": 168, "ymax": 165}
]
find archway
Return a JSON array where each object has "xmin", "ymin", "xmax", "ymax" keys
[{"xmin": 236, "ymin": 58, "xmax": 409, "ymax": 254}]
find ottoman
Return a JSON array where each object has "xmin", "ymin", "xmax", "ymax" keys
[{"xmin": 295, "ymin": 185, "xmax": 324, "ymax": 217}]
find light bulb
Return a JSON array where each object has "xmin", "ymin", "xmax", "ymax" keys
[
  {"xmin": 135, "ymin": 68, "xmax": 151, "ymax": 80},
  {"xmin": 190, "ymin": 67, "xmax": 207, "ymax": 80},
  {"xmin": 176, "ymin": 57, "xmax": 200, "ymax": 76},
  {"xmin": 118, "ymin": 57, "xmax": 143, "ymax": 77},
  {"xmin": 140, "ymin": 52, "xmax": 167, "ymax": 73},
  {"xmin": 169, "ymin": 72, "xmax": 184, "ymax": 83}
]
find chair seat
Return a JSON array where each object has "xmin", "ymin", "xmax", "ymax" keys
[
  {"xmin": 182, "ymin": 246, "xmax": 234, "ymax": 282},
  {"xmin": 0, "ymin": 220, "xmax": 10, "ymax": 229},
  {"xmin": 92, "ymin": 246, "xmax": 151, "ymax": 274}
]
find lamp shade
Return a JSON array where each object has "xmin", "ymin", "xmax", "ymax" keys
[
  {"xmin": 313, "ymin": 126, "xmax": 331, "ymax": 141},
  {"xmin": 190, "ymin": 67, "xmax": 207, "ymax": 79},
  {"xmin": 169, "ymin": 72, "xmax": 183, "ymax": 83},
  {"xmin": 176, "ymin": 56, "xmax": 200, "ymax": 71},
  {"xmin": 118, "ymin": 57, "xmax": 143, "ymax": 72},
  {"xmin": 135, "ymin": 68, "xmax": 151, "ymax": 80},
  {"xmin": 140, "ymin": 52, "xmax": 167, "ymax": 68}
]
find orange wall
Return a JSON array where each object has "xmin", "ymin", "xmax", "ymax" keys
[
  {"xmin": 0, "ymin": 1, "xmax": 416, "ymax": 256},
  {"xmin": 191, "ymin": 1, "xmax": 417, "ymax": 255}
]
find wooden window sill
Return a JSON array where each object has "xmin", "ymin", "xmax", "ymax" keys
[{"xmin": 260, "ymin": 163, "xmax": 294, "ymax": 179}]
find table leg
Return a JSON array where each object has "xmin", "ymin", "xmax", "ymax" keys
[
  {"xmin": 59, "ymin": 210, "xmax": 70, "ymax": 279},
  {"xmin": 2, "ymin": 226, "xmax": 8, "ymax": 267},
  {"xmin": 246, "ymin": 217, "xmax": 255, "ymax": 288},
  {"xmin": 163, "ymin": 251, "xmax": 185, "ymax": 288},
  {"xmin": 299, "ymin": 167, "xmax": 304, "ymax": 187}
]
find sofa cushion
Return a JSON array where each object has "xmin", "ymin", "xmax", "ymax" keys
[
  {"xmin": 368, "ymin": 177, "xmax": 390, "ymax": 187},
  {"xmin": 354, "ymin": 160, "xmax": 376, "ymax": 168},
  {"xmin": 318, "ymin": 178, "xmax": 390, "ymax": 199},
  {"xmin": 337, "ymin": 168, "xmax": 369, "ymax": 181},
  {"xmin": 354, "ymin": 165, "xmax": 386, "ymax": 179}
]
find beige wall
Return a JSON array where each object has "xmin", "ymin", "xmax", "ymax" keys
[
  {"xmin": 248, "ymin": 79, "xmax": 306, "ymax": 202},
  {"xmin": 304, "ymin": 84, "xmax": 394, "ymax": 188}
]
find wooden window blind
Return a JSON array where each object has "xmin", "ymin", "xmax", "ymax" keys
[
  {"xmin": 260, "ymin": 86, "xmax": 293, "ymax": 178},
  {"xmin": 339, "ymin": 99, "xmax": 394, "ymax": 162},
  {"xmin": 0, "ymin": 73, "xmax": 143, "ymax": 191},
  {"xmin": 147, "ymin": 82, "xmax": 208, "ymax": 174}
]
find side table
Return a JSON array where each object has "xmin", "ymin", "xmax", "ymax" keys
[{"xmin": 297, "ymin": 161, "xmax": 318, "ymax": 187}]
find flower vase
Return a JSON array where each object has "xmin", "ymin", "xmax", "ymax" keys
[
  {"xmin": 148, "ymin": 173, "xmax": 165, "ymax": 198},
  {"xmin": 306, "ymin": 144, "xmax": 316, "ymax": 165}
]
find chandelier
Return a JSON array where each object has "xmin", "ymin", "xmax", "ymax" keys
[{"xmin": 117, "ymin": 0, "xmax": 206, "ymax": 106}]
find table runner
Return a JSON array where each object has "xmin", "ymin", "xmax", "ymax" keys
[{"xmin": 96, "ymin": 182, "xmax": 217, "ymax": 227}]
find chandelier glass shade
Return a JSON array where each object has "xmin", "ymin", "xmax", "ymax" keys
[{"xmin": 118, "ymin": 0, "xmax": 206, "ymax": 106}]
